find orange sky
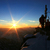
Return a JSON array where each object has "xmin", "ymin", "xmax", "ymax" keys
[{"xmin": 0, "ymin": 24, "xmax": 41, "ymax": 28}]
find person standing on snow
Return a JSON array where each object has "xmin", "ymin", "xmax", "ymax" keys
[{"xmin": 39, "ymin": 15, "xmax": 46, "ymax": 28}]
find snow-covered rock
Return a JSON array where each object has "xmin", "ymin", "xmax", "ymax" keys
[
  {"xmin": 21, "ymin": 32, "xmax": 50, "ymax": 50},
  {"xmin": 24, "ymin": 34, "xmax": 35, "ymax": 39}
]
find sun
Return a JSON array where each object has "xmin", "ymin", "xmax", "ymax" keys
[{"xmin": 13, "ymin": 24, "xmax": 16, "ymax": 26}]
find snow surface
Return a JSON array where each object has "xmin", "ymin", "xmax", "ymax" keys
[
  {"xmin": 24, "ymin": 34, "xmax": 34, "ymax": 39},
  {"xmin": 21, "ymin": 32, "xmax": 50, "ymax": 50}
]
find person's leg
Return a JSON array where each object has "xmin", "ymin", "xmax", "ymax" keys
[
  {"xmin": 42, "ymin": 22, "xmax": 44, "ymax": 29},
  {"xmin": 41, "ymin": 23, "xmax": 42, "ymax": 28}
]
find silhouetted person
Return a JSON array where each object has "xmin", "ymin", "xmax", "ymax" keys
[{"xmin": 39, "ymin": 15, "xmax": 46, "ymax": 29}]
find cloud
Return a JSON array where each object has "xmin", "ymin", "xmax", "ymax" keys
[
  {"xmin": 18, "ymin": 23, "xmax": 28, "ymax": 28},
  {"xmin": 0, "ymin": 20, "xmax": 5, "ymax": 21},
  {"xmin": 22, "ymin": 23, "xmax": 28, "ymax": 26},
  {"xmin": 28, "ymin": 20, "xmax": 39, "ymax": 22},
  {"xmin": 0, "ymin": 20, "xmax": 7, "ymax": 22}
]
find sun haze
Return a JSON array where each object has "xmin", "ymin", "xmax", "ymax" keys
[{"xmin": 13, "ymin": 24, "xmax": 16, "ymax": 27}]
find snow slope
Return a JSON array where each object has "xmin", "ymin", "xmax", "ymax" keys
[{"xmin": 21, "ymin": 32, "xmax": 50, "ymax": 50}]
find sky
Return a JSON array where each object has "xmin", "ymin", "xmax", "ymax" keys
[{"xmin": 0, "ymin": 0, "xmax": 50, "ymax": 28}]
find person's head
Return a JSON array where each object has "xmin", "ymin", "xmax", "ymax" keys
[{"xmin": 41, "ymin": 15, "xmax": 44, "ymax": 17}]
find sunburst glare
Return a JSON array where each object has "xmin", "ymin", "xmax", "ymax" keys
[{"xmin": 13, "ymin": 24, "xmax": 16, "ymax": 26}]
